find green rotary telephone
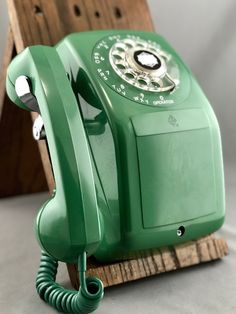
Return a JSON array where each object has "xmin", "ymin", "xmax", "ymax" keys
[{"xmin": 6, "ymin": 30, "xmax": 225, "ymax": 313}]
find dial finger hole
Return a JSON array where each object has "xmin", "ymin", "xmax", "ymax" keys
[
  {"xmin": 112, "ymin": 52, "xmax": 123, "ymax": 60},
  {"xmin": 115, "ymin": 43, "xmax": 127, "ymax": 52},
  {"xmin": 138, "ymin": 78, "xmax": 148, "ymax": 86},
  {"xmin": 116, "ymin": 63, "xmax": 126, "ymax": 70},
  {"xmin": 125, "ymin": 72, "xmax": 135, "ymax": 80},
  {"xmin": 149, "ymin": 47, "xmax": 160, "ymax": 54},
  {"xmin": 136, "ymin": 42, "xmax": 146, "ymax": 48},
  {"xmin": 123, "ymin": 39, "xmax": 135, "ymax": 48},
  {"xmin": 160, "ymin": 51, "xmax": 170, "ymax": 61},
  {"xmin": 150, "ymin": 80, "xmax": 161, "ymax": 88},
  {"xmin": 155, "ymin": 79, "xmax": 163, "ymax": 88}
]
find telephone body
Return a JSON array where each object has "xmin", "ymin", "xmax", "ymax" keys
[{"xmin": 6, "ymin": 30, "xmax": 225, "ymax": 312}]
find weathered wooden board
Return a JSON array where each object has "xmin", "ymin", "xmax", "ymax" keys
[
  {"xmin": 67, "ymin": 234, "xmax": 228, "ymax": 289},
  {"xmin": 0, "ymin": 29, "xmax": 48, "ymax": 196}
]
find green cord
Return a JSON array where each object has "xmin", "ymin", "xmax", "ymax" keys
[{"xmin": 36, "ymin": 251, "xmax": 104, "ymax": 313}]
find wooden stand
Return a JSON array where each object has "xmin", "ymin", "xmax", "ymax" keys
[
  {"xmin": 68, "ymin": 234, "xmax": 228, "ymax": 289},
  {"xmin": 0, "ymin": 0, "xmax": 228, "ymax": 289}
]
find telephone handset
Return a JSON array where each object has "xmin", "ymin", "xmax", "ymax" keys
[
  {"xmin": 6, "ymin": 30, "xmax": 225, "ymax": 313},
  {"xmin": 7, "ymin": 46, "xmax": 104, "ymax": 313}
]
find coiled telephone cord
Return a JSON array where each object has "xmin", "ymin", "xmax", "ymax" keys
[{"xmin": 36, "ymin": 251, "xmax": 104, "ymax": 313}]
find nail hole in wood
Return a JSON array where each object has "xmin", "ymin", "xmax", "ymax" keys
[
  {"xmin": 114, "ymin": 7, "xmax": 122, "ymax": 18},
  {"xmin": 73, "ymin": 4, "xmax": 81, "ymax": 17},
  {"xmin": 33, "ymin": 5, "xmax": 43, "ymax": 16},
  {"xmin": 95, "ymin": 11, "xmax": 100, "ymax": 18}
]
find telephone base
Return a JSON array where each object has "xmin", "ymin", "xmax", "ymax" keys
[
  {"xmin": 1, "ymin": 0, "xmax": 229, "ymax": 296},
  {"xmin": 67, "ymin": 233, "xmax": 228, "ymax": 289}
]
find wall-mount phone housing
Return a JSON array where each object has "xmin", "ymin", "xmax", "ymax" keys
[{"xmin": 6, "ymin": 30, "xmax": 225, "ymax": 313}]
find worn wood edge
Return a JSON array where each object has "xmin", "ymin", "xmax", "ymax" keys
[
  {"xmin": 7, "ymin": 0, "xmax": 25, "ymax": 52},
  {"xmin": 0, "ymin": 27, "xmax": 14, "ymax": 113},
  {"xmin": 67, "ymin": 234, "xmax": 228, "ymax": 289},
  {"xmin": 0, "ymin": 27, "xmax": 48, "ymax": 197}
]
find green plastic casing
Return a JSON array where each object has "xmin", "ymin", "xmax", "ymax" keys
[{"xmin": 6, "ymin": 30, "xmax": 225, "ymax": 263}]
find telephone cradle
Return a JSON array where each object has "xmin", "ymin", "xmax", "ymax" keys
[{"xmin": 6, "ymin": 30, "xmax": 225, "ymax": 313}]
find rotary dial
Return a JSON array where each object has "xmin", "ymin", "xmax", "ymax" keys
[
  {"xmin": 92, "ymin": 33, "xmax": 187, "ymax": 106},
  {"xmin": 109, "ymin": 38, "xmax": 179, "ymax": 92}
]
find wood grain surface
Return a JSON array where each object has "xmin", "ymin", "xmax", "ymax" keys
[
  {"xmin": 7, "ymin": 0, "xmax": 154, "ymax": 50},
  {"xmin": 67, "ymin": 234, "xmax": 228, "ymax": 289},
  {"xmin": 0, "ymin": 29, "xmax": 48, "ymax": 196}
]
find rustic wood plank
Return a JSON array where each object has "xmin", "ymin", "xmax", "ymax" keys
[
  {"xmin": 0, "ymin": 94, "xmax": 48, "ymax": 196},
  {"xmin": 7, "ymin": 0, "xmax": 154, "ymax": 51},
  {"xmin": 0, "ymin": 28, "xmax": 14, "ymax": 110},
  {"xmin": 0, "ymin": 28, "xmax": 48, "ymax": 196},
  {"xmin": 67, "ymin": 234, "xmax": 228, "ymax": 289}
]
